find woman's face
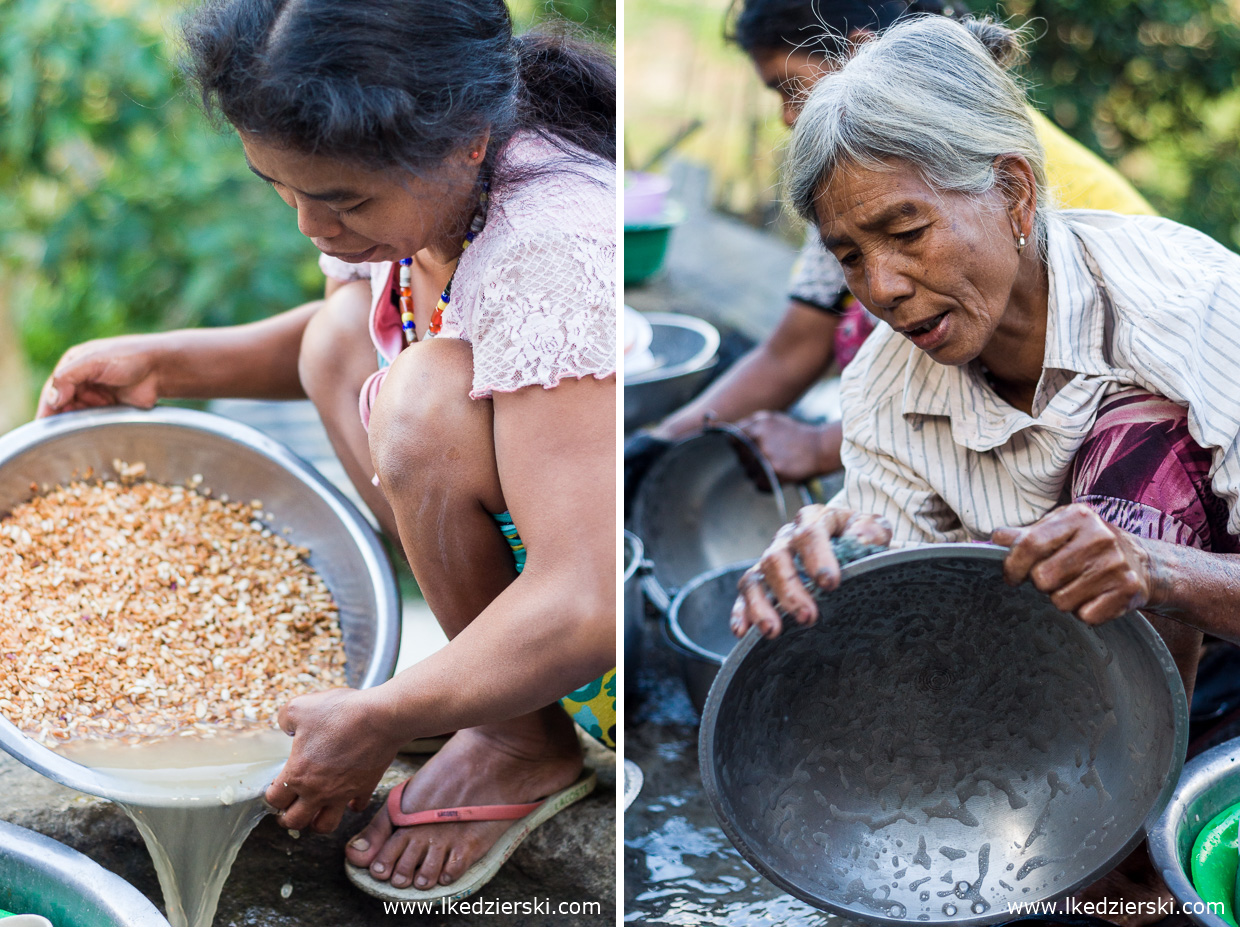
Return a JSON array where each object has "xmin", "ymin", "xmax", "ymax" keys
[
  {"xmin": 814, "ymin": 158, "xmax": 1024, "ymax": 367},
  {"xmin": 749, "ymin": 46, "xmax": 831, "ymax": 128},
  {"xmin": 239, "ymin": 134, "xmax": 479, "ymax": 264}
]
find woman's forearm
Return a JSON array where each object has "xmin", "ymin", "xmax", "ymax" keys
[
  {"xmin": 1143, "ymin": 539, "xmax": 1240, "ymax": 645},
  {"xmin": 153, "ymin": 301, "xmax": 321, "ymax": 400},
  {"xmin": 361, "ymin": 567, "xmax": 614, "ymax": 742},
  {"xmin": 651, "ymin": 300, "xmax": 839, "ymax": 440}
]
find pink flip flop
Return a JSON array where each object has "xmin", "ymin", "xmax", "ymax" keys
[{"xmin": 345, "ymin": 769, "xmax": 597, "ymax": 903}]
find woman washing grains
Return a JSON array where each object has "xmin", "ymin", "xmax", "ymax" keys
[{"xmin": 37, "ymin": 0, "xmax": 616, "ymax": 903}]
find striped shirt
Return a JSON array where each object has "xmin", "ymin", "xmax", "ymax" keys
[{"xmin": 836, "ymin": 210, "xmax": 1240, "ymax": 545}]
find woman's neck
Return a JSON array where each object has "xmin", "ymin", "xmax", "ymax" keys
[{"xmin": 977, "ymin": 247, "xmax": 1051, "ymax": 415}]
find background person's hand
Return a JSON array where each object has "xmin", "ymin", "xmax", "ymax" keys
[
  {"xmin": 992, "ymin": 503, "xmax": 1156, "ymax": 625},
  {"xmin": 736, "ymin": 411, "xmax": 840, "ymax": 482},
  {"xmin": 36, "ymin": 335, "xmax": 166, "ymax": 418},
  {"xmin": 265, "ymin": 686, "xmax": 401, "ymax": 834},
  {"xmin": 731, "ymin": 504, "xmax": 891, "ymax": 640}
]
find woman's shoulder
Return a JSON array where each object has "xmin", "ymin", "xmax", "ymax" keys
[{"xmin": 487, "ymin": 131, "xmax": 615, "ymax": 236}]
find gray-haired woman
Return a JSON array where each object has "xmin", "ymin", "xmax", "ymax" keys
[{"xmin": 733, "ymin": 15, "xmax": 1240, "ymax": 918}]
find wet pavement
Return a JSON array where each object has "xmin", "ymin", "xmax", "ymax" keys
[{"xmin": 623, "ymin": 604, "xmax": 861, "ymax": 927}]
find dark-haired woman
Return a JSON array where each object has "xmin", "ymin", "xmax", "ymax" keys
[
  {"xmin": 627, "ymin": 0, "xmax": 1152, "ymax": 489},
  {"xmin": 37, "ymin": 0, "xmax": 616, "ymax": 903}
]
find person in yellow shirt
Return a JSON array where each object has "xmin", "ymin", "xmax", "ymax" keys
[{"xmin": 625, "ymin": 0, "xmax": 1153, "ymax": 492}]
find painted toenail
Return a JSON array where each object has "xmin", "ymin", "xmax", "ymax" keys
[
  {"xmin": 349, "ymin": 837, "xmax": 369, "ymax": 851},
  {"xmin": 372, "ymin": 862, "xmax": 385, "ymax": 875},
  {"xmin": 416, "ymin": 876, "xmax": 430, "ymax": 888}
]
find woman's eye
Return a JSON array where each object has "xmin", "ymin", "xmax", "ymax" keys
[
  {"xmin": 336, "ymin": 202, "xmax": 367, "ymax": 217},
  {"xmin": 895, "ymin": 226, "xmax": 926, "ymax": 243},
  {"xmin": 838, "ymin": 250, "xmax": 861, "ymax": 268}
]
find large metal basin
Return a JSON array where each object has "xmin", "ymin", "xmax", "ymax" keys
[
  {"xmin": 1148, "ymin": 738, "xmax": 1240, "ymax": 927},
  {"xmin": 666, "ymin": 562, "xmax": 751, "ymax": 715},
  {"xmin": 701, "ymin": 544, "xmax": 1187, "ymax": 925},
  {"xmin": 624, "ymin": 531, "xmax": 646, "ymax": 684},
  {"xmin": 630, "ymin": 426, "xmax": 809, "ymax": 612},
  {"xmin": 0, "ymin": 820, "xmax": 170, "ymax": 926},
  {"xmin": 0, "ymin": 407, "xmax": 401, "ymax": 806},
  {"xmin": 623, "ymin": 312, "xmax": 719, "ymax": 433}
]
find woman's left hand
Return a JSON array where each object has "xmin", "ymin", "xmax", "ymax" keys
[
  {"xmin": 992, "ymin": 503, "xmax": 1158, "ymax": 625},
  {"xmin": 264, "ymin": 687, "xmax": 401, "ymax": 834}
]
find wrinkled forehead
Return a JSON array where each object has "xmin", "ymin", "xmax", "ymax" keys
[{"xmin": 810, "ymin": 157, "xmax": 938, "ymax": 231}]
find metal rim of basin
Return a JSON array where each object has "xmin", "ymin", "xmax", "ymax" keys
[
  {"xmin": 0, "ymin": 819, "xmax": 171, "ymax": 926},
  {"xmin": 1148, "ymin": 737, "xmax": 1240, "ymax": 927},
  {"xmin": 0, "ymin": 406, "xmax": 401, "ymax": 807},
  {"xmin": 624, "ymin": 311, "xmax": 720, "ymax": 386},
  {"xmin": 699, "ymin": 543, "xmax": 1188, "ymax": 926},
  {"xmin": 666, "ymin": 560, "xmax": 755, "ymax": 666}
]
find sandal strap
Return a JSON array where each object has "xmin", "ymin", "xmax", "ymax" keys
[{"xmin": 385, "ymin": 779, "xmax": 545, "ymax": 828}]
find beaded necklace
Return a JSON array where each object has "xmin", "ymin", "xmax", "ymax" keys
[{"xmin": 398, "ymin": 182, "xmax": 490, "ymax": 345}]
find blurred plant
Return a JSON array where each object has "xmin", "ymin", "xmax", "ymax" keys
[
  {"xmin": 0, "ymin": 0, "xmax": 614, "ymax": 399},
  {"xmin": 0, "ymin": 0, "xmax": 325, "ymax": 389},
  {"xmin": 983, "ymin": 0, "xmax": 1240, "ymax": 248}
]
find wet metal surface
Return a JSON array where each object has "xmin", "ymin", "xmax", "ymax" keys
[{"xmin": 624, "ymin": 610, "xmax": 860, "ymax": 926}]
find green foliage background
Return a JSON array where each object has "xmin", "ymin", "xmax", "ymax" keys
[
  {"xmin": 0, "ymin": 0, "xmax": 614, "ymax": 396},
  {"xmin": 626, "ymin": 0, "xmax": 1240, "ymax": 250}
]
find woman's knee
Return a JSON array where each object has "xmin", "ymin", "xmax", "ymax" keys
[
  {"xmin": 298, "ymin": 281, "xmax": 372, "ymax": 401},
  {"xmin": 368, "ymin": 339, "xmax": 500, "ymax": 500}
]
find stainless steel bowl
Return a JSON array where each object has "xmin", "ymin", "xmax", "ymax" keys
[
  {"xmin": 624, "ymin": 312, "xmax": 720, "ymax": 434},
  {"xmin": 1148, "ymin": 738, "xmax": 1240, "ymax": 927},
  {"xmin": 630, "ymin": 426, "xmax": 810, "ymax": 612},
  {"xmin": 0, "ymin": 820, "xmax": 171, "ymax": 926},
  {"xmin": 0, "ymin": 407, "xmax": 401, "ymax": 806},
  {"xmin": 701, "ymin": 544, "xmax": 1187, "ymax": 925},
  {"xmin": 666, "ymin": 562, "xmax": 751, "ymax": 715}
]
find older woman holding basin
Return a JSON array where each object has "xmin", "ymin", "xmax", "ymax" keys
[{"xmin": 731, "ymin": 16, "xmax": 1240, "ymax": 920}]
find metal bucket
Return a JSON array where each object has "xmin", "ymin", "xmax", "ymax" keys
[
  {"xmin": 666, "ymin": 562, "xmax": 752, "ymax": 715},
  {"xmin": 623, "ymin": 312, "xmax": 720, "ymax": 434},
  {"xmin": 0, "ymin": 820, "xmax": 171, "ymax": 926},
  {"xmin": 0, "ymin": 407, "xmax": 401, "ymax": 806},
  {"xmin": 1148, "ymin": 738, "xmax": 1240, "ymax": 927},
  {"xmin": 631, "ymin": 425, "xmax": 809, "ymax": 613},
  {"xmin": 701, "ymin": 544, "xmax": 1187, "ymax": 925}
]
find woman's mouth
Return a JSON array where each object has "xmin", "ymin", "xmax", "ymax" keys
[
  {"xmin": 902, "ymin": 312, "xmax": 950, "ymax": 350},
  {"xmin": 321, "ymin": 245, "xmax": 379, "ymax": 263}
]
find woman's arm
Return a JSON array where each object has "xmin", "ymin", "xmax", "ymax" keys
[
  {"xmin": 650, "ymin": 300, "xmax": 839, "ymax": 440},
  {"xmin": 268, "ymin": 374, "xmax": 616, "ymax": 832}
]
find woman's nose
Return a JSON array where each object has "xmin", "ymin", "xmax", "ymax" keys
[
  {"xmin": 864, "ymin": 256, "xmax": 914, "ymax": 311},
  {"xmin": 295, "ymin": 198, "xmax": 342, "ymax": 240}
]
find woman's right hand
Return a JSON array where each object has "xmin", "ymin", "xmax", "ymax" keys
[
  {"xmin": 731, "ymin": 504, "xmax": 891, "ymax": 639},
  {"xmin": 37, "ymin": 335, "xmax": 167, "ymax": 418}
]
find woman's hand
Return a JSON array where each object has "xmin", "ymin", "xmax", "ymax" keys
[
  {"xmin": 736, "ymin": 412, "xmax": 842, "ymax": 482},
  {"xmin": 264, "ymin": 687, "xmax": 403, "ymax": 834},
  {"xmin": 992, "ymin": 503, "xmax": 1157, "ymax": 625},
  {"xmin": 37, "ymin": 335, "xmax": 167, "ymax": 418},
  {"xmin": 731, "ymin": 504, "xmax": 891, "ymax": 640}
]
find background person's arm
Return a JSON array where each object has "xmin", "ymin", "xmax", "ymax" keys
[{"xmin": 649, "ymin": 299, "xmax": 839, "ymax": 440}]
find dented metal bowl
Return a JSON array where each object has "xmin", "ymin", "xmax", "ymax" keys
[{"xmin": 701, "ymin": 544, "xmax": 1187, "ymax": 925}]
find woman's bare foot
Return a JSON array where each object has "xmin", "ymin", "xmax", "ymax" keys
[
  {"xmin": 1069, "ymin": 843, "xmax": 1175, "ymax": 927},
  {"xmin": 345, "ymin": 705, "xmax": 583, "ymax": 891}
]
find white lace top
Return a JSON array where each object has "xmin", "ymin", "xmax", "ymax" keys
[{"xmin": 319, "ymin": 132, "xmax": 616, "ymax": 403}]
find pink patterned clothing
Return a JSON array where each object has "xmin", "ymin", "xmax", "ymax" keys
[{"xmin": 318, "ymin": 133, "xmax": 616, "ymax": 428}]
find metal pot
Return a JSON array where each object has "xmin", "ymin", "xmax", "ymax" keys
[
  {"xmin": 624, "ymin": 312, "xmax": 720, "ymax": 434},
  {"xmin": 630, "ymin": 425, "xmax": 809, "ymax": 613},
  {"xmin": 1148, "ymin": 737, "xmax": 1240, "ymax": 927},
  {"xmin": 666, "ymin": 562, "xmax": 752, "ymax": 715},
  {"xmin": 0, "ymin": 820, "xmax": 171, "ymax": 926},
  {"xmin": 701, "ymin": 544, "xmax": 1187, "ymax": 925},
  {"xmin": 0, "ymin": 407, "xmax": 401, "ymax": 806}
]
